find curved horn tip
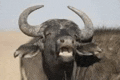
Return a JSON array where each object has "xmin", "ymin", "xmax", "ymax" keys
[
  {"xmin": 19, "ymin": 4, "xmax": 45, "ymax": 37},
  {"xmin": 67, "ymin": 5, "xmax": 94, "ymax": 40},
  {"xmin": 67, "ymin": 6, "xmax": 74, "ymax": 9},
  {"xmin": 67, "ymin": 6, "xmax": 79, "ymax": 12},
  {"xmin": 35, "ymin": 5, "xmax": 44, "ymax": 8}
]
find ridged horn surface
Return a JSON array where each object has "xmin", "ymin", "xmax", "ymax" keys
[
  {"xmin": 19, "ymin": 5, "xmax": 44, "ymax": 37},
  {"xmin": 68, "ymin": 6, "xmax": 94, "ymax": 41}
]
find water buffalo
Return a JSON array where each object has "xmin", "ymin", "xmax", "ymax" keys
[{"xmin": 14, "ymin": 5, "xmax": 101, "ymax": 80}]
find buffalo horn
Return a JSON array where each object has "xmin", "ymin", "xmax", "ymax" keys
[
  {"xmin": 68, "ymin": 6, "xmax": 94, "ymax": 41},
  {"xmin": 19, "ymin": 5, "xmax": 44, "ymax": 37}
]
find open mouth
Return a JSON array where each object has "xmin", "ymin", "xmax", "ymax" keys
[{"xmin": 59, "ymin": 47, "xmax": 73, "ymax": 57}]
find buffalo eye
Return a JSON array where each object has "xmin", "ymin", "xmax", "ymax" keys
[
  {"xmin": 60, "ymin": 39, "xmax": 64, "ymax": 43},
  {"xmin": 77, "ymin": 45, "xmax": 83, "ymax": 50},
  {"xmin": 40, "ymin": 35, "xmax": 43, "ymax": 39},
  {"xmin": 74, "ymin": 34, "xmax": 77, "ymax": 39},
  {"xmin": 74, "ymin": 34, "xmax": 81, "ymax": 42},
  {"xmin": 72, "ymin": 40, "xmax": 74, "ymax": 44},
  {"xmin": 45, "ymin": 32, "xmax": 51, "ymax": 37}
]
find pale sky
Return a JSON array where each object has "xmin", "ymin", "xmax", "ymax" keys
[{"xmin": 0, "ymin": 0, "xmax": 120, "ymax": 31}]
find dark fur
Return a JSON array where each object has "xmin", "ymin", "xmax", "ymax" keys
[
  {"xmin": 16, "ymin": 19, "xmax": 82, "ymax": 80},
  {"xmin": 40, "ymin": 19, "xmax": 79, "ymax": 80}
]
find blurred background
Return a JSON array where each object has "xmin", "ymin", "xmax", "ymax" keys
[{"xmin": 0, "ymin": 0, "xmax": 120, "ymax": 31}]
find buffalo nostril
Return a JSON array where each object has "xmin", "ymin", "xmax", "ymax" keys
[
  {"xmin": 60, "ymin": 39, "xmax": 64, "ymax": 43},
  {"xmin": 40, "ymin": 36, "xmax": 43, "ymax": 39},
  {"xmin": 72, "ymin": 40, "xmax": 74, "ymax": 44}
]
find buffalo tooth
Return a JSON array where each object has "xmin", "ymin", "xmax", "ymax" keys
[{"xmin": 59, "ymin": 51, "xmax": 73, "ymax": 57}]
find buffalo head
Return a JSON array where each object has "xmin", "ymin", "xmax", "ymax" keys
[{"xmin": 17, "ymin": 5, "xmax": 95, "ymax": 62}]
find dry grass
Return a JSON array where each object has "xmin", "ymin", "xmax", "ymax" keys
[{"xmin": 0, "ymin": 31, "xmax": 32, "ymax": 80}]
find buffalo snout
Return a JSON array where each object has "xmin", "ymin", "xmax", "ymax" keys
[
  {"xmin": 57, "ymin": 36, "xmax": 75, "ymax": 48},
  {"xmin": 57, "ymin": 36, "xmax": 76, "ymax": 62}
]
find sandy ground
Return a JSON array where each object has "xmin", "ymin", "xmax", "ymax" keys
[{"xmin": 0, "ymin": 31, "xmax": 32, "ymax": 80}]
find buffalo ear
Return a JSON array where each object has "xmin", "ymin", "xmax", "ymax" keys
[
  {"xmin": 14, "ymin": 44, "xmax": 40, "ymax": 58},
  {"xmin": 76, "ymin": 50, "xmax": 93, "ymax": 56},
  {"xmin": 76, "ymin": 42, "xmax": 103, "ymax": 58},
  {"xmin": 76, "ymin": 43, "xmax": 93, "ymax": 56}
]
